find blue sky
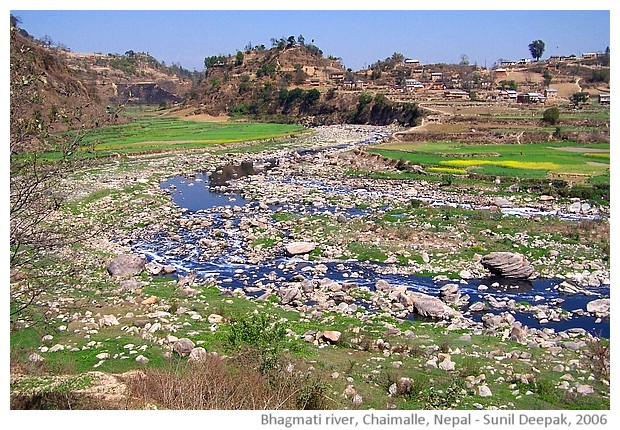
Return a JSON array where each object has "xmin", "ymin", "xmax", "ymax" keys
[
  {"xmin": 10, "ymin": 8, "xmax": 611, "ymax": 71},
  {"xmin": 9, "ymin": 8, "xmax": 611, "ymax": 72}
]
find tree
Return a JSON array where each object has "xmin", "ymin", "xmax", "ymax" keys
[
  {"xmin": 542, "ymin": 107, "xmax": 560, "ymax": 125},
  {"xmin": 459, "ymin": 54, "xmax": 470, "ymax": 66},
  {"xmin": 235, "ymin": 50, "xmax": 244, "ymax": 66},
  {"xmin": 293, "ymin": 64, "xmax": 307, "ymax": 85},
  {"xmin": 10, "ymin": 27, "xmax": 107, "ymax": 318},
  {"xmin": 570, "ymin": 92, "xmax": 590, "ymax": 107},
  {"xmin": 529, "ymin": 40, "xmax": 545, "ymax": 61},
  {"xmin": 498, "ymin": 80, "xmax": 518, "ymax": 91},
  {"xmin": 10, "ymin": 14, "xmax": 21, "ymax": 28},
  {"xmin": 301, "ymin": 88, "xmax": 320, "ymax": 106},
  {"xmin": 542, "ymin": 69, "xmax": 553, "ymax": 87}
]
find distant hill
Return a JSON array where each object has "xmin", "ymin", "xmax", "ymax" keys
[
  {"xmin": 61, "ymin": 50, "xmax": 195, "ymax": 106},
  {"xmin": 182, "ymin": 43, "xmax": 422, "ymax": 126}
]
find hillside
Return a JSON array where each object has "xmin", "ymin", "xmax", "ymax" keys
[
  {"xmin": 9, "ymin": 27, "xmax": 122, "ymax": 151},
  {"xmin": 62, "ymin": 50, "xmax": 194, "ymax": 106},
  {"xmin": 182, "ymin": 43, "xmax": 422, "ymax": 126}
]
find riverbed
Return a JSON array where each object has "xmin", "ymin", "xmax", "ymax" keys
[{"xmin": 131, "ymin": 135, "xmax": 610, "ymax": 338}]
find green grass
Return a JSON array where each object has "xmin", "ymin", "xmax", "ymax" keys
[
  {"xmin": 368, "ymin": 141, "xmax": 609, "ymax": 181},
  {"xmin": 50, "ymin": 110, "xmax": 305, "ymax": 157}
]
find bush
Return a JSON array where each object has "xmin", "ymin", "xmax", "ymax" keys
[
  {"xmin": 225, "ymin": 312, "xmax": 295, "ymax": 373},
  {"xmin": 542, "ymin": 107, "xmax": 560, "ymax": 125},
  {"xmin": 125, "ymin": 354, "xmax": 330, "ymax": 410}
]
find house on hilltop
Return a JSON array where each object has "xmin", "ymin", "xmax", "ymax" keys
[
  {"xmin": 495, "ymin": 68, "xmax": 508, "ymax": 78},
  {"xmin": 517, "ymin": 92, "xmax": 545, "ymax": 104},
  {"xmin": 329, "ymin": 71, "xmax": 345, "ymax": 83},
  {"xmin": 404, "ymin": 78, "xmax": 424, "ymax": 91},
  {"xmin": 404, "ymin": 58, "xmax": 421, "ymax": 68},
  {"xmin": 544, "ymin": 88, "xmax": 558, "ymax": 99},
  {"xmin": 444, "ymin": 90, "xmax": 469, "ymax": 100}
]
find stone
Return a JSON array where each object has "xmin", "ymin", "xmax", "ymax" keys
[
  {"xmin": 285, "ymin": 242, "xmax": 317, "ymax": 256},
  {"xmin": 99, "ymin": 314, "xmax": 120, "ymax": 327},
  {"xmin": 120, "ymin": 279, "xmax": 142, "ymax": 291},
  {"xmin": 135, "ymin": 355, "xmax": 149, "ymax": 364},
  {"xmin": 494, "ymin": 197, "xmax": 511, "ymax": 208},
  {"xmin": 404, "ymin": 292, "xmax": 458, "ymax": 319},
  {"xmin": 569, "ymin": 202, "xmax": 582, "ymax": 213},
  {"xmin": 375, "ymin": 279, "xmax": 398, "ymax": 293},
  {"xmin": 141, "ymin": 296, "xmax": 159, "ymax": 305},
  {"xmin": 469, "ymin": 302, "xmax": 486, "ymax": 312},
  {"xmin": 145, "ymin": 262, "xmax": 163, "ymax": 275},
  {"xmin": 439, "ymin": 283, "xmax": 469, "ymax": 307},
  {"xmin": 439, "ymin": 356, "xmax": 456, "ymax": 371},
  {"xmin": 207, "ymin": 314, "xmax": 224, "ymax": 324},
  {"xmin": 576, "ymin": 384, "xmax": 594, "ymax": 395},
  {"xmin": 481, "ymin": 252, "xmax": 535, "ymax": 279},
  {"xmin": 478, "ymin": 385, "xmax": 493, "ymax": 397},
  {"xmin": 96, "ymin": 352, "xmax": 110, "ymax": 360},
  {"xmin": 388, "ymin": 383, "xmax": 398, "ymax": 397},
  {"xmin": 586, "ymin": 299, "xmax": 610, "ymax": 318},
  {"xmin": 322, "ymin": 331, "xmax": 342, "ymax": 343},
  {"xmin": 28, "ymin": 353, "xmax": 44, "ymax": 362},
  {"xmin": 458, "ymin": 270, "xmax": 473, "ymax": 280},
  {"xmin": 107, "ymin": 254, "xmax": 146, "ymax": 277},
  {"xmin": 188, "ymin": 347, "xmax": 208, "ymax": 363},
  {"xmin": 351, "ymin": 394, "xmax": 363, "ymax": 406},
  {"xmin": 173, "ymin": 338, "xmax": 195, "ymax": 356}
]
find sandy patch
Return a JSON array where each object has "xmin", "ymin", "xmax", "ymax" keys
[
  {"xmin": 553, "ymin": 146, "xmax": 609, "ymax": 153},
  {"xmin": 163, "ymin": 107, "xmax": 230, "ymax": 122}
]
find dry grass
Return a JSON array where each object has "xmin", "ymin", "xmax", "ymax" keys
[
  {"xmin": 124, "ymin": 351, "xmax": 332, "ymax": 410},
  {"xmin": 584, "ymin": 339, "xmax": 610, "ymax": 380}
]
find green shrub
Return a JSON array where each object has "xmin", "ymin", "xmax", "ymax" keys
[
  {"xmin": 225, "ymin": 312, "xmax": 293, "ymax": 373},
  {"xmin": 542, "ymin": 107, "xmax": 560, "ymax": 125}
]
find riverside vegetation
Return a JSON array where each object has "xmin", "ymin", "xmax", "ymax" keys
[{"xmin": 10, "ymin": 108, "xmax": 610, "ymax": 410}]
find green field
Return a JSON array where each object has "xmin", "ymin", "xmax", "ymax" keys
[
  {"xmin": 55, "ymin": 110, "xmax": 306, "ymax": 157},
  {"xmin": 368, "ymin": 141, "xmax": 610, "ymax": 182}
]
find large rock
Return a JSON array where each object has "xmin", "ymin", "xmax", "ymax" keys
[
  {"xmin": 285, "ymin": 242, "xmax": 317, "ymax": 256},
  {"xmin": 439, "ymin": 283, "xmax": 470, "ymax": 308},
  {"xmin": 188, "ymin": 347, "xmax": 207, "ymax": 363},
  {"xmin": 480, "ymin": 252, "xmax": 535, "ymax": 279},
  {"xmin": 401, "ymin": 292, "xmax": 459, "ymax": 319},
  {"xmin": 586, "ymin": 298, "xmax": 610, "ymax": 318},
  {"xmin": 172, "ymin": 338, "xmax": 195, "ymax": 357},
  {"xmin": 107, "ymin": 254, "xmax": 146, "ymax": 277},
  {"xmin": 322, "ymin": 331, "xmax": 342, "ymax": 343}
]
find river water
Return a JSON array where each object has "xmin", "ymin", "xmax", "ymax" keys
[{"xmin": 132, "ymin": 144, "xmax": 610, "ymax": 338}]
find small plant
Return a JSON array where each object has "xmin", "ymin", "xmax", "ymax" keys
[
  {"xmin": 584, "ymin": 338, "xmax": 610, "ymax": 379},
  {"xmin": 421, "ymin": 378, "xmax": 465, "ymax": 410},
  {"xmin": 225, "ymin": 312, "xmax": 293, "ymax": 373}
]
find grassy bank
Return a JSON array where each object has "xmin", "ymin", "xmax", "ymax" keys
[{"xmin": 45, "ymin": 107, "xmax": 306, "ymax": 158}]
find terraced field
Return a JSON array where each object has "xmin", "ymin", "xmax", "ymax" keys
[{"xmin": 368, "ymin": 141, "xmax": 610, "ymax": 182}]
